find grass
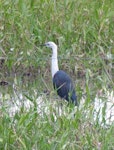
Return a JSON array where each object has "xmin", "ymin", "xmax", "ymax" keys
[{"xmin": 0, "ymin": 0, "xmax": 114, "ymax": 149}]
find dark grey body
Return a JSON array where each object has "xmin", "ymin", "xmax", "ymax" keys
[{"xmin": 53, "ymin": 70, "xmax": 78, "ymax": 106}]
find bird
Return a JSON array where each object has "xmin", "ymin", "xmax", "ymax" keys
[{"xmin": 42, "ymin": 41, "xmax": 78, "ymax": 106}]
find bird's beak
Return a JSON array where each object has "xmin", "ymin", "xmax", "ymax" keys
[{"xmin": 39, "ymin": 44, "xmax": 46, "ymax": 46}]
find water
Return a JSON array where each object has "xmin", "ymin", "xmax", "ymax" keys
[{"xmin": 0, "ymin": 81, "xmax": 114, "ymax": 126}]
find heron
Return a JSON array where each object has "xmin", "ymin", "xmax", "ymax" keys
[{"xmin": 42, "ymin": 41, "xmax": 78, "ymax": 106}]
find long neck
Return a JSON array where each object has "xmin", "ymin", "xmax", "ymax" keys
[{"xmin": 51, "ymin": 46, "xmax": 59, "ymax": 78}]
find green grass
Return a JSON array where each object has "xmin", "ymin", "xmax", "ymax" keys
[
  {"xmin": 0, "ymin": 93, "xmax": 114, "ymax": 150},
  {"xmin": 0, "ymin": 0, "xmax": 114, "ymax": 149}
]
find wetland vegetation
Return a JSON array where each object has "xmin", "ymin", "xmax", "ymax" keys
[{"xmin": 0, "ymin": 0, "xmax": 114, "ymax": 149}]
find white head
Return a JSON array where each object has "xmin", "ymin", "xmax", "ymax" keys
[
  {"xmin": 44, "ymin": 41, "xmax": 57, "ymax": 50},
  {"xmin": 42, "ymin": 41, "xmax": 59, "ymax": 77}
]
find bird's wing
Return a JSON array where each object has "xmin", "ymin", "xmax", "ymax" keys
[{"xmin": 53, "ymin": 70, "xmax": 73, "ymax": 91}]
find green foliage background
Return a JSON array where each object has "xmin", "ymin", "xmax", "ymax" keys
[{"xmin": 0, "ymin": 0, "xmax": 114, "ymax": 149}]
